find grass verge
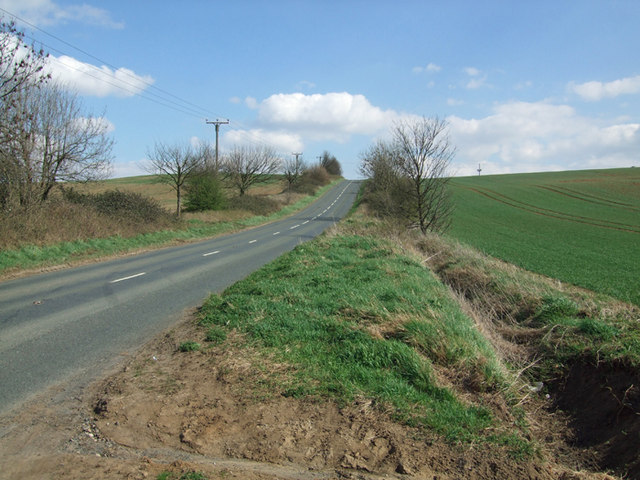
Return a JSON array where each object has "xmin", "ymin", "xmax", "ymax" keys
[
  {"xmin": 0, "ymin": 181, "xmax": 340, "ymax": 277},
  {"xmin": 415, "ymin": 228, "xmax": 640, "ymax": 372},
  {"xmin": 198, "ymin": 228, "xmax": 532, "ymax": 454}
]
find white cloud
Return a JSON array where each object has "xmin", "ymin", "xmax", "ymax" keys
[
  {"xmin": 0, "ymin": 0, "xmax": 123, "ymax": 28},
  {"xmin": 256, "ymin": 92, "xmax": 400, "ymax": 142},
  {"xmin": 464, "ymin": 67, "xmax": 481, "ymax": 77},
  {"xmin": 448, "ymin": 101, "xmax": 640, "ymax": 174},
  {"xmin": 244, "ymin": 96, "xmax": 258, "ymax": 109},
  {"xmin": 413, "ymin": 62, "xmax": 441, "ymax": 74},
  {"xmin": 447, "ymin": 98, "xmax": 464, "ymax": 106},
  {"xmin": 463, "ymin": 67, "xmax": 489, "ymax": 89},
  {"xmin": 296, "ymin": 80, "xmax": 316, "ymax": 90},
  {"xmin": 222, "ymin": 128, "xmax": 304, "ymax": 154},
  {"xmin": 466, "ymin": 77, "xmax": 488, "ymax": 90},
  {"xmin": 514, "ymin": 80, "xmax": 533, "ymax": 90},
  {"xmin": 46, "ymin": 54, "xmax": 154, "ymax": 97},
  {"xmin": 220, "ymin": 92, "xmax": 415, "ymax": 158},
  {"xmin": 569, "ymin": 75, "xmax": 640, "ymax": 101}
]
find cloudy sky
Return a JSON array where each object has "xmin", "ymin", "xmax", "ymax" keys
[{"xmin": 1, "ymin": 0, "xmax": 639, "ymax": 178}]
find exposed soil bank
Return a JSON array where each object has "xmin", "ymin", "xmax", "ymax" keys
[{"xmin": 552, "ymin": 360, "xmax": 640, "ymax": 478}]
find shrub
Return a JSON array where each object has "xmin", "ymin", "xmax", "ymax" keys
[
  {"xmin": 303, "ymin": 165, "xmax": 330, "ymax": 185},
  {"xmin": 290, "ymin": 166, "xmax": 331, "ymax": 194},
  {"xmin": 320, "ymin": 151, "xmax": 342, "ymax": 175},
  {"xmin": 63, "ymin": 188, "xmax": 173, "ymax": 224},
  {"xmin": 184, "ymin": 172, "xmax": 226, "ymax": 212},
  {"xmin": 226, "ymin": 194, "xmax": 280, "ymax": 216}
]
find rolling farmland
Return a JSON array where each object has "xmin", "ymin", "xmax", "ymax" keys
[{"xmin": 448, "ymin": 168, "xmax": 640, "ymax": 306}]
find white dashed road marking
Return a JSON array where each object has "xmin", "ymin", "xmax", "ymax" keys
[{"xmin": 110, "ymin": 272, "xmax": 146, "ymax": 284}]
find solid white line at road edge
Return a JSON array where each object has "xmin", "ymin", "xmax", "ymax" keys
[{"xmin": 110, "ymin": 272, "xmax": 146, "ymax": 284}]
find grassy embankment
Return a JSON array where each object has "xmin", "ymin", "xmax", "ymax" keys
[
  {"xmin": 448, "ymin": 167, "xmax": 640, "ymax": 306},
  {"xmin": 0, "ymin": 175, "xmax": 338, "ymax": 276},
  {"xmin": 193, "ymin": 190, "xmax": 639, "ymax": 473},
  {"xmin": 198, "ymin": 220, "xmax": 532, "ymax": 455}
]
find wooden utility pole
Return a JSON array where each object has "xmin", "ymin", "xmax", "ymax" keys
[
  {"xmin": 292, "ymin": 152, "xmax": 302, "ymax": 169},
  {"xmin": 206, "ymin": 119, "xmax": 229, "ymax": 171}
]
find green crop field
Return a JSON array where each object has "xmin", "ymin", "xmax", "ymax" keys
[{"xmin": 448, "ymin": 168, "xmax": 640, "ymax": 306}]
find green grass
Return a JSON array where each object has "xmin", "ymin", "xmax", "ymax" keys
[
  {"xmin": 199, "ymin": 232, "xmax": 530, "ymax": 452},
  {"xmin": 178, "ymin": 341, "xmax": 201, "ymax": 352},
  {"xmin": 0, "ymin": 181, "xmax": 340, "ymax": 275},
  {"xmin": 448, "ymin": 168, "xmax": 640, "ymax": 306},
  {"xmin": 415, "ymin": 227, "xmax": 640, "ymax": 370},
  {"xmin": 157, "ymin": 472, "xmax": 207, "ymax": 480}
]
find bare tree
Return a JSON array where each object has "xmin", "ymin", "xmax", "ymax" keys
[
  {"xmin": 392, "ymin": 117, "xmax": 455, "ymax": 234},
  {"xmin": 282, "ymin": 154, "xmax": 305, "ymax": 191},
  {"xmin": 221, "ymin": 145, "xmax": 281, "ymax": 196},
  {"xmin": 360, "ymin": 140, "xmax": 397, "ymax": 194},
  {"xmin": 360, "ymin": 117, "xmax": 454, "ymax": 233},
  {"xmin": 359, "ymin": 140, "xmax": 406, "ymax": 217},
  {"xmin": 0, "ymin": 18, "xmax": 49, "ymax": 104},
  {"xmin": 0, "ymin": 18, "xmax": 51, "ymax": 208},
  {"xmin": 34, "ymin": 84, "xmax": 112, "ymax": 199},
  {"xmin": 1, "ymin": 21, "xmax": 111, "ymax": 210},
  {"xmin": 1, "ymin": 82, "xmax": 113, "ymax": 207},
  {"xmin": 145, "ymin": 142, "xmax": 204, "ymax": 217}
]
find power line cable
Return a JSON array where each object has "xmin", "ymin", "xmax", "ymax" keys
[
  {"xmin": 0, "ymin": 6, "xmax": 222, "ymax": 119},
  {"xmin": 0, "ymin": 7, "xmax": 298, "ymax": 156},
  {"xmin": 18, "ymin": 36, "xmax": 209, "ymax": 118}
]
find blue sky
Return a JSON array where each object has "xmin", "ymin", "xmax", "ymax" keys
[{"xmin": 1, "ymin": 0, "xmax": 639, "ymax": 179}]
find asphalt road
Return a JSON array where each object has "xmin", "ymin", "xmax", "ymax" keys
[{"xmin": 0, "ymin": 180, "xmax": 361, "ymax": 413}]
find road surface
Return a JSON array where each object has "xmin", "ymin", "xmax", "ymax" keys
[{"xmin": 0, "ymin": 180, "xmax": 360, "ymax": 413}]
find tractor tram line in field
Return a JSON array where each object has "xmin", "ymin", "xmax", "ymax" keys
[
  {"xmin": 537, "ymin": 184, "xmax": 640, "ymax": 212},
  {"xmin": 448, "ymin": 168, "xmax": 640, "ymax": 306},
  {"xmin": 460, "ymin": 185, "xmax": 640, "ymax": 234}
]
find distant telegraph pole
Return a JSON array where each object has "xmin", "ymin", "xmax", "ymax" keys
[
  {"xmin": 206, "ymin": 119, "xmax": 229, "ymax": 171},
  {"xmin": 291, "ymin": 152, "xmax": 303, "ymax": 189},
  {"xmin": 292, "ymin": 152, "xmax": 302, "ymax": 170},
  {"xmin": 477, "ymin": 163, "xmax": 482, "ymax": 176}
]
